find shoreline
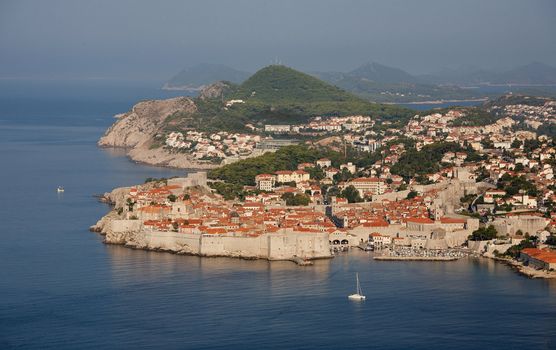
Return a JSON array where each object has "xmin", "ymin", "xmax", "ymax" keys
[
  {"xmin": 100, "ymin": 235, "xmax": 329, "ymax": 265},
  {"xmin": 490, "ymin": 256, "xmax": 556, "ymax": 279},
  {"xmin": 374, "ymin": 256, "xmax": 459, "ymax": 261},
  {"xmin": 98, "ymin": 145, "xmax": 219, "ymax": 170},
  {"xmin": 385, "ymin": 98, "xmax": 488, "ymax": 105}
]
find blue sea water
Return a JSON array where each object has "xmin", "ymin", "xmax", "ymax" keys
[{"xmin": 0, "ymin": 80, "xmax": 555, "ymax": 350}]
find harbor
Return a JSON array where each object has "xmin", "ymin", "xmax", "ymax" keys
[{"xmin": 373, "ymin": 247, "xmax": 469, "ymax": 261}]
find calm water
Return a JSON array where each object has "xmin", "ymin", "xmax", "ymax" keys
[
  {"xmin": 1, "ymin": 80, "xmax": 555, "ymax": 350},
  {"xmin": 397, "ymin": 100, "xmax": 483, "ymax": 111}
]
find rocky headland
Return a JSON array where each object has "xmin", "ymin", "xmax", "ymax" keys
[{"xmin": 97, "ymin": 96, "xmax": 217, "ymax": 169}]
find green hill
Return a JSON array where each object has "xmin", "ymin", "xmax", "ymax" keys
[
  {"xmin": 232, "ymin": 65, "xmax": 359, "ymax": 103},
  {"xmin": 164, "ymin": 65, "xmax": 413, "ymax": 133}
]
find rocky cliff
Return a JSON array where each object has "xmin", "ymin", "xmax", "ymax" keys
[{"xmin": 98, "ymin": 96, "xmax": 217, "ymax": 169}]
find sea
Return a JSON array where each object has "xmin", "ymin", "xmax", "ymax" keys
[{"xmin": 1, "ymin": 80, "xmax": 555, "ymax": 350}]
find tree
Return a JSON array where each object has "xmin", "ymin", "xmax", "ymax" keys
[
  {"xmin": 406, "ymin": 190, "xmax": 418, "ymax": 200},
  {"xmin": 523, "ymin": 139, "xmax": 541, "ymax": 153},
  {"xmin": 167, "ymin": 194, "xmax": 177, "ymax": 202},
  {"xmin": 281, "ymin": 193, "xmax": 311, "ymax": 206},
  {"xmin": 333, "ymin": 168, "xmax": 355, "ymax": 183},
  {"xmin": 506, "ymin": 238, "xmax": 535, "ymax": 258},
  {"xmin": 306, "ymin": 166, "xmax": 325, "ymax": 181},
  {"xmin": 126, "ymin": 198, "xmax": 136, "ymax": 212},
  {"xmin": 511, "ymin": 139, "xmax": 522, "ymax": 149},
  {"xmin": 469, "ymin": 225, "xmax": 498, "ymax": 241},
  {"xmin": 339, "ymin": 185, "xmax": 362, "ymax": 203}
]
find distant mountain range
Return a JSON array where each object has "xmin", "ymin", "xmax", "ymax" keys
[
  {"xmin": 164, "ymin": 61, "xmax": 556, "ymax": 102},
  {"xmin": 420, "ymin": 62, "xmax": 556, "ymax": 86},
  {"xmin": 163, "ymin": 63, "xmax": 250, "ymax": 91}
]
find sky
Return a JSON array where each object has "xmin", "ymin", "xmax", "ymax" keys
[{"xmin": 1, "ymin": 0, "xmax": 555, "ymax": 81}]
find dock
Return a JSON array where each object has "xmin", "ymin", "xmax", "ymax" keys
[
  {"xmin": 291, "ymin": 256, "xmax": 314, "ymax": 266},
  {"xmin": 374, "ymin": 256, "xmax": 458, "ymax": 261}
]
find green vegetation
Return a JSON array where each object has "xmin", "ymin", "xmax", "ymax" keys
[
  {"xmin": 167, "ymin": 194, "xmax": 177, "ymax": 202},
  {"xmin": 390, "ymin": 142, "xmax": 480, "ymax": 180},
  {"xmin": 523, "ymin": 139, "xmax": 541, "ymax": 154},
  {"xmin": 537, "ymin": 123, "xmax": 556, "ymax": 138},
  {"xmin": 486, "ymin": 94, "xmax": 549, "ymax": 108},
  {"xmin": 333, "ymin": 79, "xmax": 479, "ymax": 103},
  {"xmin": 338, "ymin": 185, "xmax": 362, "ymax": 203},
  {"xmin": 496, "ymin": 173, "xmax": 538, "ymax": 196},
  {"xmin": 208, "ymin": 145, "xmax": 346, "ymax": 186},
  {"xmin": 406, "ymin": 190, "xmax": 418, "ymax": 200},
  {"xmin": 162, "ymin": 65, "xmax": 413, "ymax": 133},
  {"xmin": 469, "ymin": 225, "xmax": 498, "ymax": 241},
  {"xmin": 233, "ymin": 65, "xmax": 358, "ymax": 104},
  {"xmin": 281, "ymin": 193, "xmax": 311, "ymax": 206},
  {"xmin": 449, "ymin": 107, "xmax": 499, "ymax": 127},
  {"xmin": 208, "ymin": 182, "xmax": 244, "ymax": 201},
  {"xmin": 144, "ymin": 177, "xmax": 167, "ymax": 184},
  {"xmin": 506, "ymin": 238, "xmax": 535, "ymax": 258},
  {"xmin": 305, "ymin": 166, "xmax": 325, "ymax": 181},
  {"xmin": 126, "ymin": 198, "xmax": 136, "ymax": 212}
]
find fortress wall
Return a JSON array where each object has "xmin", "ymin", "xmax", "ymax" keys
[
  {"xmin": 491, "ymin": 216, "xmax": 549, "ymax": 236},
  {"xmin": 168, "ymin": 171, "xmax": 208, "ymax": 189},
  {"xmin": 144, "ymin": 231, "xmax": 201, "ymax": 252},
  {"xmin": 293, "ymin": 233, "xmax": 331, "ymax": 258},
  {"xmin": 135, "ymin": 229, "xmax": 331, "ymax": 260},
  {"xmin": 444, "ymin": 230, "xmax": 472, "ymax": 247},
  {"xmin": 223, "ymin": 236, "xmax": 266, "ymax": 257},
  {"xmin": 467, "ymin": 240, "xmax": 489, "ymax": 253},
  {"xmin": 111, "ymin": 220, "xmax": 142, "ymax": 233},
  {"xmin": 198, "ymin": 235, "xmax": 226, "ymax": 256},
  {"xmin": 267, "ymin": 234, "xmax": 297, "ymax": 260},
  {"xmin": 371, "ymin": 190, "xmax": 410, "ymax": 203}
]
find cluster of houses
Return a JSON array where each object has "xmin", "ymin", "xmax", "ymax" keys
[
  {"xmin": 115, "ymin": 171, "xmax": 482, "ymax": 257},
  {"xmin": 501, "ymin": 100, "xmax": 556, "ymax": 130},
  {"xmin": 520, "ymin": 248, "xmax": 556, "ymax": 271},
  {"xmin": 253, "ymin": 158, "xmax": 398, "ymax": 201},
  {"xmin": 121, "ymin": 97, "xmax": 556, "ymax": 268},
  {"xmin": 165, "ymin": 131, "xmax": 264, "ymax": 161},
  {"xmin": 265, "ymin": 115, "xmax": 374, "ymax": 135}
]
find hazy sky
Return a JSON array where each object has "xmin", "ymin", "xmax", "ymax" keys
[{"xmin": 1, "ymin": 0, "xmax": 555, "ymax": 81}]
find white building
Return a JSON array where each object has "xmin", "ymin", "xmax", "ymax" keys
[
  {"xmin": 275, "ymin": 170, "xmax": 310, "ymax": 184},
  {"xmin": 344, "ymin": 177, "xmax": 386, "ymax": 197},
  {"xmin": 255, "ymin": 174, "xmax": 276, "ymax": 191},
  {"xmin": 316, "ymin": 158, "xmax": 332, "ymax": 168},
  {"xmin": 265, "ymin": 125, "xmax": 291, "ymax": 133}
]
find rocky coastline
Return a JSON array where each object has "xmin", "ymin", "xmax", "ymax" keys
[
  {"xmin": 97, "ymin": 96, "xmax": 219, "ymax": 170},
  {"xmin": 89, "ymin": 181, "xmax": 331, "ymax": 264},
  {"xmin": 490, "ymin": 256, "xmax": 556, "ymax": 279}
]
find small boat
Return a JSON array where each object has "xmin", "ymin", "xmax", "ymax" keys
[
  {"xmin": 348, "ymin": 273, "xmax": 366, "ymax": 301},
  {"xmin": 57, "ymin": 186, "xmax": 65, "ymax": 193}
]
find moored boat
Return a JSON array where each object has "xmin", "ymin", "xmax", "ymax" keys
[{"xmin": 348, "ymin": 273, "xmax": 366, "ymax": 301}]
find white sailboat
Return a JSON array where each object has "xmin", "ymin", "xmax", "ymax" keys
[
  {"xmin": 348, "ymin": 273, "xmax": 366, "ymax": 301},
  {"xmin": 57, "ymin": 186, "xmax": 64, "ymax": 193}
]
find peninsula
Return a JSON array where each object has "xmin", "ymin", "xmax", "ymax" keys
[{"xmin": 96, "ymin": 66, "xmax": 556, "ymax": 276}]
